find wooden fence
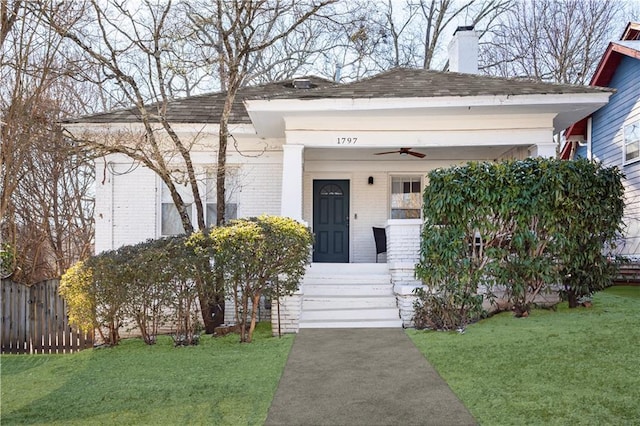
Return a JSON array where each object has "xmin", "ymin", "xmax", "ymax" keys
[{"xmin": 1, "ymin": 279, "xmax": 93, "ymax": 354}]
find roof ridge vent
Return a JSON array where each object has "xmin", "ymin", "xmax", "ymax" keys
[{"xmin": 293, "ymin": 78, "xmax": 312, "ymax": 89}]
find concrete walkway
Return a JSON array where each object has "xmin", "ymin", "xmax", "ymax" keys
[{"xmin": 265, "ymin": 329, "xmax": 477, "ymax": 426}]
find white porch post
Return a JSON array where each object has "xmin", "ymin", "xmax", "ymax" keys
[
  {"xmin": 280, "ymin": 144, "xmax": 305, "ymax": 221},
  {"xmin": 529, "ymin": 143, "xmax": 557, "ymax": 158},
  {"xmin": 386, "ymin": 219, "xmax": 423, "ymax": 327}
]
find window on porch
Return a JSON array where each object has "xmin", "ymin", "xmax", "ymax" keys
[{"xmin": 390, "ymin": 176, "xmax": 422, "ymax": 219}]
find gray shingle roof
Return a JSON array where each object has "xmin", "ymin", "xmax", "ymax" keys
[
  {"xmin": 258, "ymin": 68, "xmax": 612, "ymax": 100},
  {"xmin": 67, "ymin": 68, "xmax": 611, "ymax": 124},
  {"xmin": 65, "ymin": 76, "xmax": 334, "ymax": 124}
]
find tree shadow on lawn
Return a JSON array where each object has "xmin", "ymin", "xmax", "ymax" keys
[{"xmin": 2, "ymin": 329, "xmax": 293, "ymax": 425}]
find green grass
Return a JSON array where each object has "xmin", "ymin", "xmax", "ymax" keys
[
  {"xmin": 408, "ymin": 286, "xmax": 640, "ymax": 425},
  {"xmin": 1, "ymin": 323, "xmax": 293, "ymax": 425}
]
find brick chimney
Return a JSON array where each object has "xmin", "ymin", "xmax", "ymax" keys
[{"xmin": 448, "ymin": 26, "xmax": 478, "ymax": 74}]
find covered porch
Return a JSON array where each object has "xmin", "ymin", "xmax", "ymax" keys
[{"xmin": 241, "ymin": 69, "xmax": 610, "ymax": 332}]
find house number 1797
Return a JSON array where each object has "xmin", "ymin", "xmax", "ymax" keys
[{"xmin": 337, "ymin": 137, "xmax": 358, "ymax": 144}]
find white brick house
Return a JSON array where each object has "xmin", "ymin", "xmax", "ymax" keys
[{"xmin": 67, "ymin": 28, "xmax": 612, "ymax": 332}]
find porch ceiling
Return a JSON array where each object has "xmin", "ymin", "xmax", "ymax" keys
[{"xmin": 304, "ymin": 146, "xmax": 521, "ymax": 162}]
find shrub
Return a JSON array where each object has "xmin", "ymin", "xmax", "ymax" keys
[
  {"xmin": 0, "ymin": 242, "xmax": 16, "ymax": 279},
  {"xmin": 554, "ymin": 160, "xmax": 625, "ymax": 307},
  {"xmin": 416, "ymin": 158, "xmax": 624, "ymax": 326},
  {"xmin": 414, "ymin": 224, "xmax": 488, "ymax": 330},
  {"xmin": 413, "ymin": 287, "xmax": 484, "ymax": 331},
  {"xmin": 60, "ymin": 235, "xmax": 214, "ymax": 346},
  {"xmin": 85, "ymin": 250, "xmax": 129, "ymax": 345},
  {"xmin": 191, "ymin": 215, "xmax": 312, "ymax": 343},
  {"xmin": 60, "ymin": 260, "xmax": 96, "ymax": 334},
  {"xmin": 118, "ymin": 240, "xmax": 173, "ymax": 345}
]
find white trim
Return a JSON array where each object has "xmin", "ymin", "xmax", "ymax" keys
[
  {"xmin": 587, "ymin": 117, "xmax": 593, "ymax": 161},
  {"xmin": 388, "ymin": 174, "xmax": 423, "ymax": 220},
  {"xmin": 246, "ymin": 92, "xmax": 611, "ymax": 112},
  {"xmin": 285, "ymin": 128, "xmax": 552, "ymax": 148},
  {"xmin": 64, "ymin": 122, "xmax": 257, "ymax": 135},
  {"xmin": 281, "ymin": 144, "xmax": 305, "ymax": 221},
  {"xmin": 528, "ymin": 143, "xmax": 557, "ymax": 158},
  {"xmin": 623, "ymin": 119, "xmax": 640, "ymax": 166}
]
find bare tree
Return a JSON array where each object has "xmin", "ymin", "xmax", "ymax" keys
[
  {"xmin": 415, "ymin": 0, "xmax": 511, "ymax": 70},
  {"xmin": 182, "ymin": 0, "xmax": 337, "ymax": 226},
  {"xmin": 0, "ymin": 0, "xmax": 21, "ymax": 47},
  {"xmin": 10, "ymin": 128, "xmax": 95, "ymax": 283},
  {"xmin": 40, "ymin": 0, "xmax": 337, "ymax": 330},
  {"xmin": 1, "ymin": 1, "xmax": 95, "ymax": 283},
  {"xmin": 41, "ymin": 1, "xmax": 210, "ymax": 234},
  {"xmin": 323, "ymin": 0, "xmax": 511, "ymax": 81},
  {"xmin": 480, "ymin": 0, "xmax": 624, "ymax": 84}
]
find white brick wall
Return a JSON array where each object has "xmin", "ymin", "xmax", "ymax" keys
[
  {"xmin": 236, "ymin": 156, "xmax": 283, "ymax": 218},
  {"xmin": 96, "ymin": 153, "xmax": 285, "ymax": 251},
  {"xmin": 270, "ymin": 293, "xmax": 302, "ymax": 335},
  {"xmin": 386, "ymin": 219, "xmax": 422, "ymax": 284},
  {"xmin": 94, "ymin": 157, "xmax": 158, "ymax": 253},
  {"xmin": 223, "ymin": 294, "xmax": 273, "ymax": 325}
]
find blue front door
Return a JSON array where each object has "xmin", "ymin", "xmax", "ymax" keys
[{"xmin": 313, "ymin": 180, "xmax": 349, "ymax": 263}]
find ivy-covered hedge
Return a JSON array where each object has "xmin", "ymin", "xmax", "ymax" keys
[{"xmin": 415, "ymin": 158, "xmax": 624, "ymax": 329}]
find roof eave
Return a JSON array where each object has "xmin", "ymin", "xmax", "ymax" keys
[{"xmin": 246, "ymin": 91, "xmax": 611, "ymax": 139}]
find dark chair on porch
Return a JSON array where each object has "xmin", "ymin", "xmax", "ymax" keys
[{"xmin": 372, "ymin": 227, "xmax": 387, "ymax": 263}]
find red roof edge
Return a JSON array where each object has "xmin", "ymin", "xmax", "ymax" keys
[
  {"xmin": 564, "ymin": 119, "xmax": 587, "ymax": 140},
  {"xmin": 621, "ymin": 22, "xmax": 640, "ymax": 41},
  {"xmin": 560, "ymin": 140, "xmax": 574, "ymax": 160},
  {"xmin": 564, "ymin": 22, "xmax": 640, "ymax": 141}
]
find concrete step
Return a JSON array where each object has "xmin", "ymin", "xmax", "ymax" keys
[
  {"xmin": 303, "ymin": 284, "xmax": 393, "ymax": 297},
  {"xmin": 303, "ymin": 276, "xmax": 391, "ymax": 286},
  {"xmin": 298, "ymin": 263, "xmax": 401, "ymax": 329},
  {"xmin": 299, "ymin": 319, "xmax": 403, "ymax": 328},
  {"xmin": 302, "ymin": 296, "xmax": 397, "ymax": 310},
  {"xmin": 301, "ymin": 307, "xmax": 400, "ymax": 322},
  {"xmin": 306, "ymin": 263, "xmax": 389, "ymax": 275}
]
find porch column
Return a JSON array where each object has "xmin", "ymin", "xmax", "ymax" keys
[
  {"xmin": 529, "ymin": 143, "xmax": 557, "ymax": 158},
  {"xmin": 386, "ymin": 219, "xmax": 423, "ymax": 327},
  {"xmin": 280, "ymin": 144, "xmax": 304, "ymax": 221}
]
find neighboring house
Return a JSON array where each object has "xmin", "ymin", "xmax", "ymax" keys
[
  {"xmin": 67, "ymin": 27, "xmax": 612, "ymax": 331},
  {"xmin": 561, "ymin": 22, "xmax": 640, "ymax": 259}
]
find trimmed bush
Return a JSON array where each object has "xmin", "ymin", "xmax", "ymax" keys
[
  {"xmin": 415, "ymin": 158, "xmax": 624, "ymax": 328},
  {"xmin": 61, "ymin": 235, "xmax": 214, "ymax": 346},
  {"xmin": 191, "ymin": 215, "xmax": 312, "ymax": 343}
]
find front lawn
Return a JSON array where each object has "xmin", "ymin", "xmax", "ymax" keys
[
  {"xmin": 408, "ymin": 286, "xmax": 640, "ymax": 425},
  {"xmin": 1, "ymin": 323, "xmax": 292, "ymax": 425}
]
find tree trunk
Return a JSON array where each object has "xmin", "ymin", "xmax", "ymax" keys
[
  {"xmin": 198, "ymin": 296, "xmax": 216, "ymax": 334},
  {"xmin": 240, "ymin": 291, "xmax": 249, "ymax": 343},
  {"xmin": 248, "ymin": 292, "xmax": 261, "ymax": 343},
  {"xmin": 566, "ymin": 289, "xmax": 579, "ymax": 309}
]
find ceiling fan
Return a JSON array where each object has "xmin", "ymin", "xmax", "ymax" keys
[{"xmin": 374, "ymin": 147, "xmax": 426, "ymax": 158}]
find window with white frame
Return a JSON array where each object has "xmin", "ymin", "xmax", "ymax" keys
[
  {"xmin": 624, "ymin": 120, "xmax": 640, "ymax": 164},
  {"xmin": 160, "ymin": 169, "xmax": 239, "ymax": 236},
  {"xmin": 390, "ymin": 176, "xmax": 422, "ymax": 219},
  {"xmin": 205, "ymin": 169, "xmax": 238, "ymax": 227},
  {"xmin": 161, "ymin": 181, "xmax": 193, "ymax": 236}
]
